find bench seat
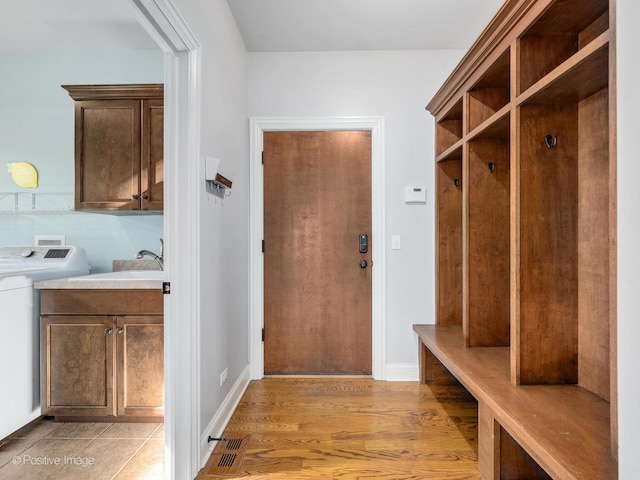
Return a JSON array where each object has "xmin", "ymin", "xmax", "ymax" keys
[{"xmin": 413, "ymin": 324, "xmax": 616, "ymax": 480}]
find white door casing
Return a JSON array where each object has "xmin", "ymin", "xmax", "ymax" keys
[
  {"xmin": 249, "ymin": 117, "xmax": 386, "ymax": 380},
  {"xmin": 127, "ymin": 1, "xmax": 201, "ymax": 478}
]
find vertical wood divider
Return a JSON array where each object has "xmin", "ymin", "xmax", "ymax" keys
[
  {"xmin": 478, "ymin": 402, "xmax": 498, "ymax": 479},
  {"xmin": 608, "ymin": 0, "xmax": 618, "ymax": 457},
  {"xmin": 461, "ymin": 94, "xmax": 470, "ymax": 346},
  {"xmin": 509, "ymin": 40, "xmax": 521, "ymax": 385}
]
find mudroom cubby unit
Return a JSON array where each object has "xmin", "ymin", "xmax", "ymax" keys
[{"xmin": 417, "ymin": 0, "xmax": 617, "ymax": 477}]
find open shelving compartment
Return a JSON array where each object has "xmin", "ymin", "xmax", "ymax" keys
[
  {"xmin": 466, "ymin": 110, "xmax": 511, "ymax": 347},
  {"xmin": 514, "ymin": 0, "xmax": 612, "ymax": 398},
  {"xmin": 423, "ymin": 0, "xmax": 617, "ymax": 477},
  {"xmin": 517, "ymin": 0, "xmax": 610, "ymax": 94},
  {"xmin": 468, "ymin": 50, "xmax": 511, "ymax": 133},
  {"xmin": 436, "ymin": 155, "xmax": 463, "ymax": 327},
  {"xmin": 435, "ymin": 99, "xmax": 463, "ymax": 160}
]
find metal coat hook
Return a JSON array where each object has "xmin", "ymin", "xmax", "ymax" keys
[
  {"xmin": 544, "ymin": 134, "xmax": 558, "ymax": 149},
  {"xmin": 453, "ymin": 178, "xmax": 460, "ymax": 187},
  {"xmin": 487, "ymin": 162, "xmax": 495, "ymax": 173}
]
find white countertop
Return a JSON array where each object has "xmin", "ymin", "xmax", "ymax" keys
[{"xmin": 35, "ymin": 270, "xmax": 165, "ymax": 290}]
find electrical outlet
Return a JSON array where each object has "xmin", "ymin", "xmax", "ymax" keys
[{"xmin": 219, "ymin": 368, "xmax": 228, "ymax": 387}]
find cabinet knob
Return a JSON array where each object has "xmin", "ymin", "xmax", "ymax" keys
[
  {"xmin": 116, "ymin": 327, "xmax": 124, "ymax": 334},
  {"xmin": 140, "ymin": 194, "xmax": 149, "ymax": 200},
  {"xmin": 131, "ymin": 194, "xmax": 139, "ymax": 200},
  {"xmin": 105, "ymin": 327, "xmax": 113, "ymax": 335}
]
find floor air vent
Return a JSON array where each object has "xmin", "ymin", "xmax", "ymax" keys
[{"xmin": 199, "ymin": 434, "xmax": 250, "ymax": 476}]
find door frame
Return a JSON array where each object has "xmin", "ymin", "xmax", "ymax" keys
[
  {"xmin": 249, "ymin": 117, "xmax": 386, "ymax": 380},
  {"xmin": 128, "ymin": 1, "xmax": 201, "ymax": 478}
]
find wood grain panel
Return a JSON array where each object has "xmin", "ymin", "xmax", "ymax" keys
[
  {"xmin": 467, "ymin": 139, "xmax": 510, "ymax": 347},
  {"xmin": 117, "ymin": 316, "xmax": 164, "ymax": 417},
  {"xmin": 41, "ymin": 289, "xmax": 163, "ymax": 315},
  {"xmin": 518, "ymin": 35, "xmax": 577, "ymax": 94},
  {"xmin": 436, "ymin": 99, "xmax": 463, "ymax": 155},
  {"xmin": 142, "ymin": 99, "xmax": 164, "ymax": 211},
  {"xmin": 263, "ymin": 131, "xmax": 372, "ymax": 374},
  {"xmin": 413, "ymin": 325, "xmax": 616, "ymax": 480},
  {"xmin": 518, "ymin": 103, "xmax": 579, "ymax": 385},
  {"xmin": 477, "ymin": 403, "xmax": 498, "ymax": 480},
  {"xmin": 41, "ymin": 315, "xmax": 115, "ymax": 417},
  {"xmin": 468, "ymin": 51, "xmax": 510, "ymax": 132},
  {"xmin": 525, "ymin": 0, "xmax": 609, "ymax": 37},
  {"xmin": 75, "ymin": 100, "xmax": 140, "ymax": 210},
  {"xmin": 578, "ymin": 88, "xmax": 610, "ymax": 400},
  {"xmin": 436, "ymin": 160, "xmax": 463, "ymax": 326},
  {"xmin": 579, "ymin": 11, "xmax": 610, "ymax": 48},
  {"xmin": 499, "ymin": 427, "xmax": 551, "ymax": 479}
]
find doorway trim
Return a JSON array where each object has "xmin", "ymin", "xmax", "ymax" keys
[
  {"xmin": 249, "ymin": 117, "xmax": 386, "ymax": 380},
  {"xmin": 128, "ymin": 0, "xmax": 201, "ymax": 478}
]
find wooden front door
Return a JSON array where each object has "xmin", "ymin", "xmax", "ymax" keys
[{"xmin": 264, "ymin": 130, "xmax": 372, "ymax": 374}]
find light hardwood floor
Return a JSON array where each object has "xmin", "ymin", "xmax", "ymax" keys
[{"xmin": 199, "ymin": 378, "xmax": 480, "ymax": 479}]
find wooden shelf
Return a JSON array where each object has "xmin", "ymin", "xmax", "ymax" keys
[
  {"xmin": 414, "ymin": 325, "xmax": 616, "ymax": 480},
  {"xmin": 467, "ymin": 105, "xmax": 510, "ymax": 142},
  {"xmin": 517, "ymin": 32, "xmax": 609, "ymax": 106},
  {"xmin": 468, "ymin": 50, "xmax": 510, "ymax": 132},
  {"xmin": 518, "ymin": 0, "xmax": 609, "ymax": 93},
  {"xmin": 435, "ymin": 99, "xmax": 463, "ymax": 156},
  {"xmin": 435, "ymin": 139, "xmax": 463, "ymax": 163},
  {"xmin": 425, "ymin": 0, "xmax": 617, "ymax": 474}
]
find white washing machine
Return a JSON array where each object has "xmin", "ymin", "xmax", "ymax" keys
[{"xmin": 0, "ymin": 246, "xmax": 90, "ymax": 440}]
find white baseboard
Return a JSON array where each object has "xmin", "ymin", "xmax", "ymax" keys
[
  {"xmin": 199, "ymin": 364, "xmax": 251, "ymax": 467},
  {"xmin": 385, "ymin": 363, "xmax": 419, "ymax": 381}
]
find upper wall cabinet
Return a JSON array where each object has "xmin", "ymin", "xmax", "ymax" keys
[{"xmin": 62, "ymin": 84, "xmax": 164, "ymax": 212}]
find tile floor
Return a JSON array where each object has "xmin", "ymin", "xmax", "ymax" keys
[{"xmin": 0, "ymin": 419, "xmax": 164, "ymax": 480}]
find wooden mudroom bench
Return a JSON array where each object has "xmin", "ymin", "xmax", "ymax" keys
[{"xmin": 414, "ymin": 324, "xmax": 616, "ymax": 479}]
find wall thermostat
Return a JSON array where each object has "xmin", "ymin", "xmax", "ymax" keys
[{"xmin": 405, "ymin": 186, "xmax": 426, "ymax": 204}]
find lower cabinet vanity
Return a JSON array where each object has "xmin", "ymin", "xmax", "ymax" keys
[{"xmin": 38, "ymin": 286, "xmax": 164, "ymax": 421}]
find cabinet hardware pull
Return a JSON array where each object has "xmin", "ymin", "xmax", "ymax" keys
[
  {"xmin": 116, "ymin": 327, "xmax": 124, "ymax": 334},
  {"xmin": 140, "ymin": 194, "xmax": 149, "ymax": 200},
  {"xmin": 131, "ymin": 194, "xmax": 139, "ymax": 200},
  {"xmin": 105, "ymin": 327, "xmax": 113, "ymax": 335},
  {"xmin": 487, "ymin": 162, "xmax": 495, "ymax": 173}
]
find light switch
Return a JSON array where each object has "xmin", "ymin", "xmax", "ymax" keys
[
  {"xmin": 392, "ymin": 235, "xmax": 401, "ymax": 250},
  {"xmin": 405, "ymin": 186, "xmax": 426, "ymax": 204}
]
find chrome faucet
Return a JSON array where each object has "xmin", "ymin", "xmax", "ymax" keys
[{"xmin": 136, "ymin": 238, "xmax": 164, "ymax": 270}]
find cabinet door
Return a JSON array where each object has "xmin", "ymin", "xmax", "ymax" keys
[
  {"xmin": 141, "ymin": 99, "xmax": 164, "ymax": 211},
  {"xmin": 41, "ymin": 316, "xmax": 115, "ymax": 417},
  {"xmin": 117, "ymin": 316, "xmax": 164, "ymax": 417},
  {"xmin": 74, "ymin": 99, "xmax": 141, "ymax": 211}
]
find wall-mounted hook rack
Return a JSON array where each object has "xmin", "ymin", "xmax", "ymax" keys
[
  {"xmin": 544, "ymin": 134, "xmax": 558, "ymax": 149},
  {"xmin": 487, "ymin": 162, "xmax": 495, "ymax": 173}
]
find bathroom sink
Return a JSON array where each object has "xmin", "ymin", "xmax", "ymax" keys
[{"xmin": 69, "ymin": 270, "xmax": 165, "ymax": 281}]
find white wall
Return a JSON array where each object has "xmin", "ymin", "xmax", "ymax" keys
[
  {"xmin": 0, "ymin": 51, "xmax": 164, "ymax": 271},
  {"xmin": 248, "ymin": 50, "xmax": 465, "ymax": 373},
  {"xmin": 616, "ymin": 0, "xmax": 640, "ymax": 477},
  {"xmin": 170, "ymin": 0, "xmax": 250, "ymax": 463}
]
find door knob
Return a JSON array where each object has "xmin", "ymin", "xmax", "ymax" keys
[{"xmin": 360, "ymin": 259, "xmax": 368, "ymax": 268}]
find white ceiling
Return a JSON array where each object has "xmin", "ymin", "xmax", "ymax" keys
[
  {"xmin": 227, "ymin": 0, "xmax": 505, "ymax": 51},
  {"xmin": 0, "ymin": 0, "xmax": 505, "ymax": 53},
  {"xmin": 0, "ymin": 0, "xmax": 157, "ymax": 51}
]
